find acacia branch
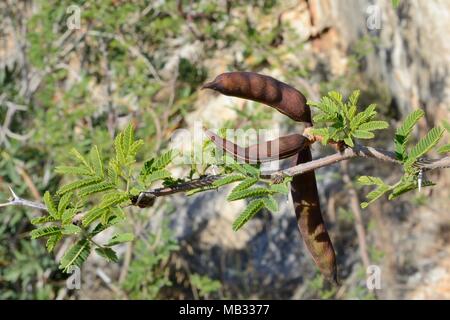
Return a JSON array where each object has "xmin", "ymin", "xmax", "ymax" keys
[
  {"xmin": 131, "ymin": 144, "xmax": 448, "ymax": 206},
  {"xmin": 0, "ymin": 186, "xmax": 47, "ymax": 211},
  {"xmin": 280, "ymin": 145, "xmax": 449, "ymax": 178},
  {"xmin": 1, "ymin": 146, "xmax": 449, "ymax": 212}
]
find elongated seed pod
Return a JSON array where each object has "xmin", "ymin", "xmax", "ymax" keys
[
  {"xmin": 202, "ymin": 72, "xmax": 311, "ymax": 123},
  {"xmin": 205, "ymin": 129, "xmax": 307, "ymax": 163},
  {"xmin": 203, "ymin": 71, "xmax": 337, "ymax": 283},
  {"xmin": 291, "ymin": 147, "xmax": 338, "ymax": 285}
]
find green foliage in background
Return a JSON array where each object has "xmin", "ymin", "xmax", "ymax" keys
[
  {"xmin": 1, "ymin": 0, "xmax": 449, "ymax": 300},
  {"xmin": 123, "ymin": 219, "xmax": 179, "ymax": 299},
  {"xmin": 2, "ymin": 0, "xmax": 289, "ymax": 299}
]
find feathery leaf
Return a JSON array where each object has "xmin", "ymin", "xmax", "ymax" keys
[
  {"xmin": 344, "ymin": 137, "xmax": 354, "ymax": 147},
  {"xmin": 78, "ymin": 182, "xmax": 116, "ymax": 197},
  {"xmin": 227, "ymin": 187, "xmax": 270, "ymax": 201},
  {"xmin": 62, "ymin": 224, "xmax": 82, "ymax": 235},
  {"xmin": 99, "ymin": 192, "xmax": 130, "ymax": 209},
  {"xmin": 406, "ymin": 126, "xmax": 444, "ymax": 166},
  {"xmin": 262, "ymin": 196, "xmax": 278, "ymax": 213},
  {"xmin": 144, "ymin": 169, "xmax": 172, "ymax": 186},
  {"xmin": 212, "ymin": 175, "xmax": 245, "ymax": 187},
  {"xmin": 89, "ymin": 145, "xmax": 104, "ymax": 178},
  {"xmin": 43, "ymin": 191, "xmax": 58, "ymax": 219},
  {"xmin": 55, "ymin": 166, "xmax": 93, "ymax": 176},
  {"xmin": 46, "ymin": 234, "xmax": 62, "ymax": 253},
  {"xmin": 30, "ymin": 226, "xmax": 61, "ymax": 239},
  {"xmin": 57, "ymin": 177, "xmax": 102, "ymax": 195},
  {"xmin": 357, "ymin": 176, "xmax": 385, "ymax": 186},
  {"xmin": 352, "ymin": 130, "xmax": 375, "ymax": 139},
  {"xmin": 31, "ymin": 215, "xmax": 56, "ymax": 225},
  {"xmin": 394, "ymin": 109, "xmax": 424, "ymax": 160},
  {"xmin": 61, "ymin": 208, "xmax": 77, "ymax": 225},
  {"xmin": 70, "ymin": 148, "xmax": 92, "ymax": 171},
  {"xmin": 358, "ymin": 120, "xmax": 389, "ymax": 131},
  {"xmin": 58, "ymin": 192, "xmax": 73, "ymax": 216},
  {"xmin": 270, "ymin": 182, "xmax": 289, "ymax": 194},
  {"xmin": 153, "ymin": 150, "xmax": 174, "ymax": 170},
  {"xmin": 82, "ymin": 207, "xmax": 109, "ymax": 227},
  {"xmin": 95, "ymin": 247, "xmax": 118, "ymax": 262},
  {"xmin": 59, "ymin": 239, "xmax": 91, "ymax": 273},
  {"xmin": 106, "ymin": 233, "xmax": 134, "ymax": 247},
  {"xmin": 122, "ymin": 123, "xmax": 134, "ymax": 155},
  {"xmin": 389, "ymin": 180, "xmax": 434, "ymax": 199},
  {"xmin": 231, "ymin": 177, "xmax": 259, "ymax": 193},
  {"xmin": 348, "ymin": 90, "xmax": 360, "ymax": 106},
  {"xmin": 232, "ymin": 199, "xmax": 265, "ymax": 231},
  {"xmin": 361, "ymin": 184, "xmax": 390, "ymax": 208}
]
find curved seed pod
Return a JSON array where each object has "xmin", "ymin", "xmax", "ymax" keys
[
  {"xmin": 291, "ymin": 147, "xmax": 338, "ymax": 285},
  {"xmin": 205, "ymin": 129, "xmax": 307, "ymax": 163},
  {"xmin": 202, "ymin": 72, "xmax": 311, "ymax": 123}
]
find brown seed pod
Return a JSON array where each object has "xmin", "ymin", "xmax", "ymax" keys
[
  {"xmin": 205, "ymin": 129, "xmax": 307, "ymax": 163},
  {"xmin": 202, "ymin": 72, "xmax": 311, "ymax": 123},
  {"xmin": 202, "ymin": 71, "xmax": 338, "ymax": 283},
  {"xmin": 290, "ymin": 147, "xmax": 338, "ymax": 285}
]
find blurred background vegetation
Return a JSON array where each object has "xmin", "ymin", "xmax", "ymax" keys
[{"xmin": 0, "ymin": 0, "xmax": 449, "ymax": 299}]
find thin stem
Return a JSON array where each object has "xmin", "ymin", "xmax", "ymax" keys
[{"xmin": 1, "ymin": 148, "xmax": 449, "ymax": 211}]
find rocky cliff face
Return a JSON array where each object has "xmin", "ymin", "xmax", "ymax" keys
[
  {"xmin": 309, "ymin": 0, "xmax": 450, "ymax": 299},
  {"xmin": 174, "ymin": 0, "xmax": 450, "ymax": 299}
]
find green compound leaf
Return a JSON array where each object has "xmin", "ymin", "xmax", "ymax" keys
[
  {"xmin": 232, "ymin": 199, "xmax": 265, "ymax": 231},
  {"xmin": 61, "ymin": 224, "xmax": 82, "ymax": 235},
  {"xmin": 143, "ymin": 169, "xmax": 172, "ymax": 186},
  {"xmin": 230, "ymin": 177, "xmax": 259, "ymax": 193},
  {"xmin": 89, "ymin": 145, "xmax": 104, "ymax": 178},
  {"xmin": 78, "ymin": 182, "xmax": 116, "ymax": 197},
  {"xmin": 106, "ymin": 233, "xmax": 134, "ymax": 247},
  {"xmin": 82, "ymin": 207, "xmax": 110, "ymax": 227},
  {"xmin": 348, "ymin": 89, "xmax": 360, "ymax": 106},
  {"xmin": 43, "ymin": 191, "xmax": 58, "ymax": 219},
  {"xmin": 30, "ymin": 226, "xmax": 61, "ymax": 239},
  {"xmin": 270, "ymin": 182, "xmax": 290, "ymax": 194},
  {"xmin": 59, "ymin": 239, "xmax": 91, "ymax": 273},
  {"xmin": 361, "ymin": 184, "xmax": 390, "ymax": 209},
  {"xmin": 70, "ymin": 148, "xmax": 92, "ymax": 171},
  {"xmin": 95, "ymin": 247, "xmax": 118, "ymax": 262},
  {"xmin": 55, "ymin": 166, "xmax": 93, "ymax": 176},
  {"xmin": 58, "ymin": 192, "xmax": 73, "ymax": 216},
  {"xmin": 31, "ymin": 215, "xmax": 57, "ymax": 225},
  {"xmin": 357, "ymin": 120, "xmax": 389, "ymax": 132},
  {"xmin": 46, "ymin": 234, "xmax": 62, "ymax": 253},
  {"xmin": 57, "ymin": 177, "xmax": 102, "ymax": 196},
  {"xmin": 352, "ymin": 130, "xmax": 375, "ymax": 139},
  {"xmin": 394, "ymin": 109, "xmax": 424, "ymax": 160},
  {"xmin": 153, "ymin": 150, "xmax": 174, "ymax": 170},
  {"xmin": 357, "ymin": 176, "xmax": 385, "ymax": 186},
  {"xmin": 389, "ymin": 180, "xmax": 435, "ymax": 199},
  {"xmin": 227, "ymin": 187, "xmax": 270, "ymax": 201},
  {"xmin": 212, "ymin": 175, "xmax": 245, "ymax": 187},
  {"xmin": 262, "ymin": 196, "xmax": 279, "ymax": 213},
  {"xmin": 95, "ymin": 192, "xmax": 130, "ymax": 210},
  {"xmin": 344, "ymin": 137, "xmax": 354, "ymax": 147},
  {"xmin": 405, "ymin": 126, "xmax": 444, "ymax": 167}
]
